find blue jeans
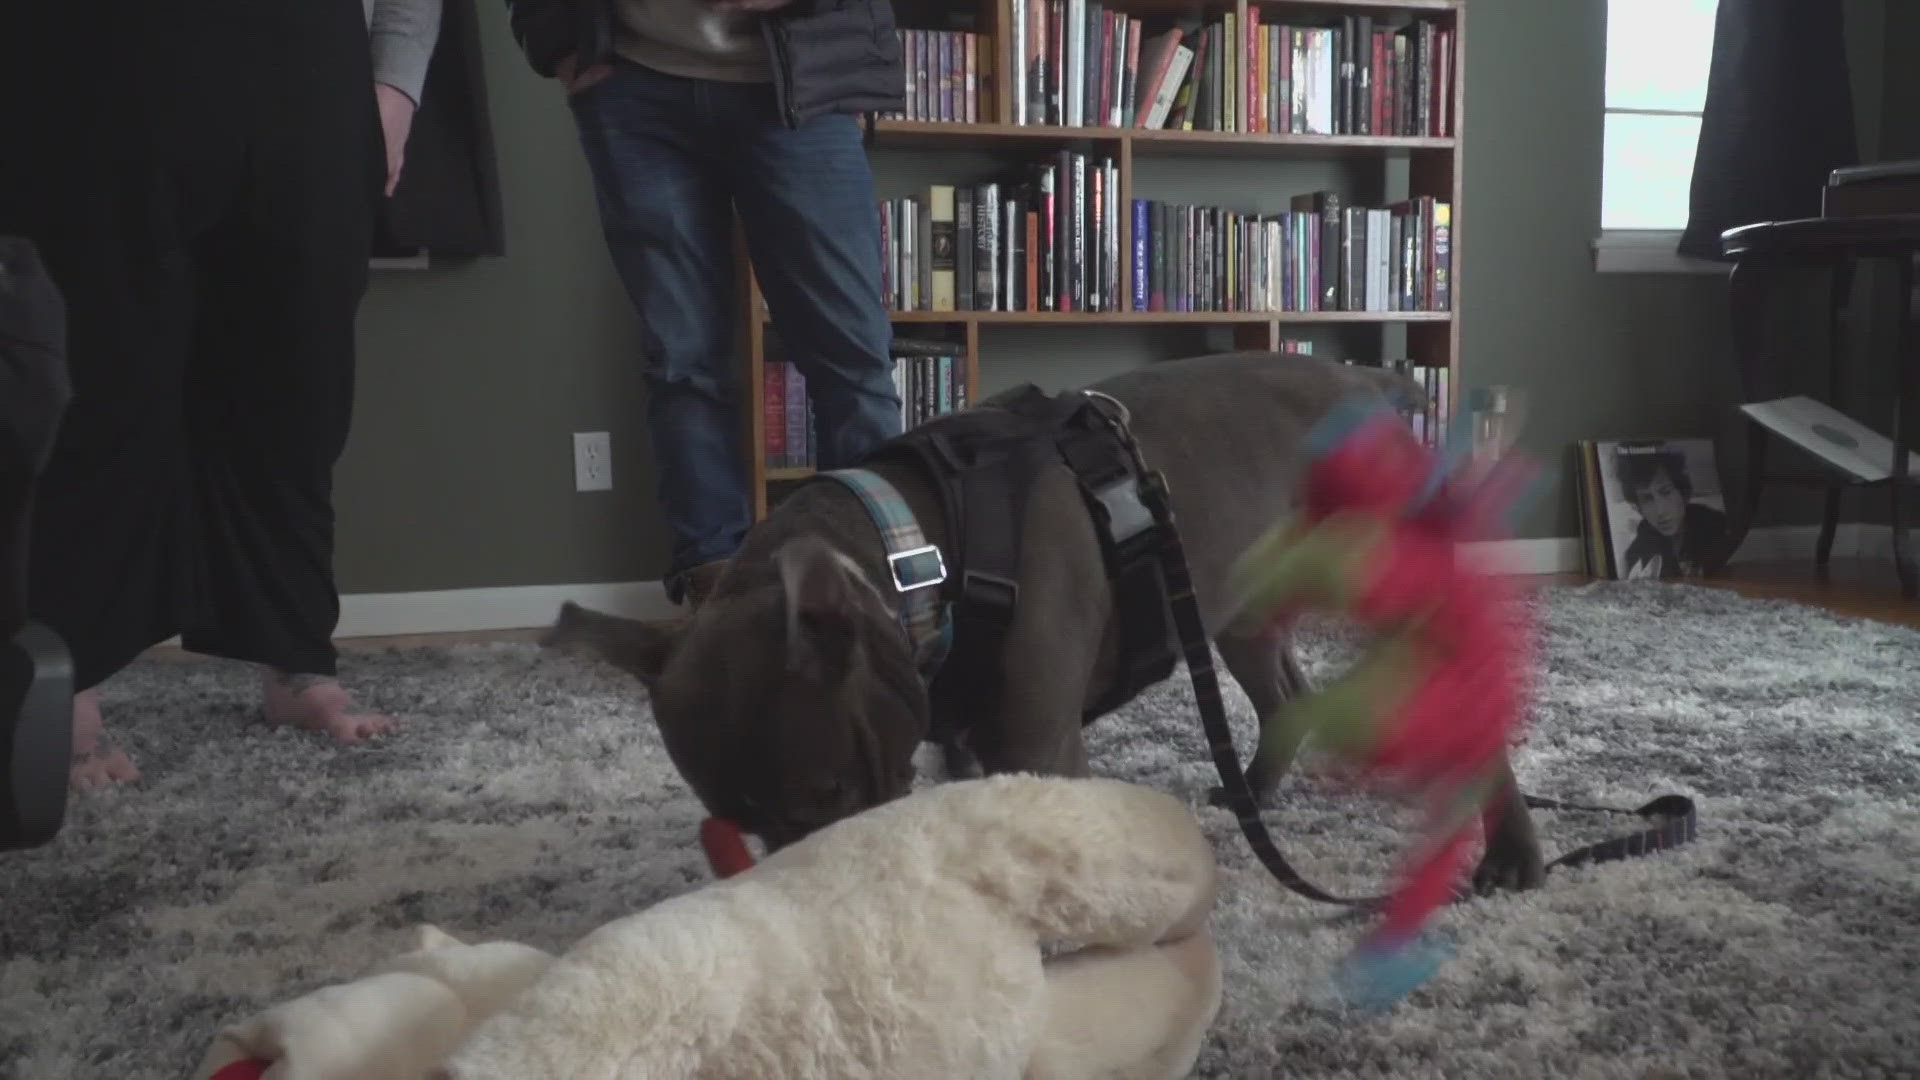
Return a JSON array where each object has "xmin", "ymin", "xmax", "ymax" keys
[{"xmin": 569, "ymin": 59, "xmax": 901, "ymax": 575}]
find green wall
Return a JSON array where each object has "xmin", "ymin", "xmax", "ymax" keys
[{"xmin": 334, "ymin": 0, "xmax": 1893, "ymax": 593}]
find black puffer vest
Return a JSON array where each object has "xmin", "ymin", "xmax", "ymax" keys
[{"xmin": 503, "ymin": 0, "xmax": 904, "ymax": 128}]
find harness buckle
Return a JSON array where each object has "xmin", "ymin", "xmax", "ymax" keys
[
  {"xmin": 888, "ymin": 544, "xmax": 948, "ymax": 593},
  {"xmin": 962, "ymin": 570, "xmax": 1020, "ymax": 613},
  {"xmin": 1093, "ymin": 476, "xmax": 1156, "ymax": 546}
]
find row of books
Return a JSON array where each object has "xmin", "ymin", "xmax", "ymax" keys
[
  {"xmin": 895, "ymin": 29, "xmax": 991, "ymax": 124},
  {"xmin": 1389, "ymin": 360, "xmax": 1452, "ymax": 451},
  {"xmin": 762, "ymin": 342, "xmax": 1489, "ymax": 476},
  {"xmin": 1004, "ymin": 2, "xmax": 1455, "ymax": 137},
  {"xmin": 1337, "ymin": 359, "xmax": 1452, "ymax": 450},
  {"xmin": 1133, "ymin": 193, "xmax": 1452, "ymax": 314},
  {"xmin": 761, "ymin": 347, "xmax": 970, "ymax": 469},
  {"xmin": 880, "ymin": 151, "xmax": 1125, "ymax": 314},
  {"xmin": 878, "ymin": 172, "xmax": 1449, "ymax": 314}
]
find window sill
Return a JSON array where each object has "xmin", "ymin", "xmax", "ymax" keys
[{"xmin": 1592, "ymin": 231, "xmax": 1730, "ymax": 275}]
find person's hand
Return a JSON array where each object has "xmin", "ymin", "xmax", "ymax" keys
[
  {"xmin": 556, "ymin": 54, "xmax": 614, "ymax": 95},
  {"xmin": 374, "ymin": 83, "xmax": 416, "ymax": 197},
  {"xmin": 705, "ymin": 0, "xmax": 795, "ymax": 12}
]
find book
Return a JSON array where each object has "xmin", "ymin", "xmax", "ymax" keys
[
  {"xmin": 1589, "ymin": 438, "xmax": 1729, "ymax": 580},
  {"xmin": 1739, "ymin": 395, "xmax": 1920, "ymax": 483},
  {"xmin": 928, "ymin": 185, "xmax": 957, "ymax": 311}
]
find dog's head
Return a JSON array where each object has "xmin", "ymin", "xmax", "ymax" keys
[{"xmin": 544, "ymin": 536, "xmax": 929, "ymax": 850}]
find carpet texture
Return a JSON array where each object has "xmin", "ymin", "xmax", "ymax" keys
[{"xmin": 3, "ymin": 582, "xmax": 1917, "ymax": 1079}]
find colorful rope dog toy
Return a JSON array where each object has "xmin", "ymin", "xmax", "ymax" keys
[{"xmin": 1226, "ymin": 397, "xmax": 1541, "ymax": 1011}]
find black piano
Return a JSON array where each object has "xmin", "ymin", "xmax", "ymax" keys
[{"xmin": 1825, "ymin": 159, "xmax": 1920, "ymax": 218}]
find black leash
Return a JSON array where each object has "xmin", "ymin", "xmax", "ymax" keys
[{"xmin": 1081, "ymin": 392, "xmax": 1698, "ymax": 910}]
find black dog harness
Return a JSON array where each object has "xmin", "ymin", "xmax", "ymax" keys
[
  {"xmin": 805, "ymin": 382, "xmax": 1699, "ymax": 910},
  {"xmin": 812, "ymin": 383, "xmax": 1176, "ymax": 731}
]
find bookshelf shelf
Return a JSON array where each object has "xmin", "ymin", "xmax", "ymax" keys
[
  {"xmin": 739, "ymin": 0, "xmax": 1465, "ymax": 520},
  {"xmin": 1249, "ymin": 0, "xmax": 1460, "ymax": 12},
  {"xmin": 870, "ymin": 118, "xmax": 1452, "ymax": 157},
  {"xmin": 762, "ymin": 308, "xmax": 1451, "ymax": 326}
]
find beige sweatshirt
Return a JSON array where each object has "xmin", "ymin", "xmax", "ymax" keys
[{"xmin": 613, "ymin": 0, "xmax": 772, "ymax": 83}]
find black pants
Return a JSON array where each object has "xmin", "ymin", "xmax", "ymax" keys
[{"xmin": 0, "ymin": 4, "xmax": 384, "ymax": 690}]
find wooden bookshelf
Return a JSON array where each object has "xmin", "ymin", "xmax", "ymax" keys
[{"xmin": 739, "ymin": 0, "xmax": 1465, "ymax": 520}]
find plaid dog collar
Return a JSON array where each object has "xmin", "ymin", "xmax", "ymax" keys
[{"xmin": 820, "ymin": 467, "xmax": 953, "ymax": 680}]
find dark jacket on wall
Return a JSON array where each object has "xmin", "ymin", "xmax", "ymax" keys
[
  {"xmin": 376, "ymin": 0, "xmax": 508, "ymax": 258},
  {"xmin": 501, "ymin": 0, "xmax": 904, "ymax": 126}
]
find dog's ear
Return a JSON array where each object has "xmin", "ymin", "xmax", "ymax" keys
[
  {"xmin": 540, "ymin": 601, "xmax": 684, "ymax": 689},
  {"xmin": 775, "ymin": 535, "xmax": 890, "ymax": 685}
]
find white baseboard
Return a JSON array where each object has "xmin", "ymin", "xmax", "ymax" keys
[
  {"xmin": 334, "ymin": 580, "xmax": 680, "ymax": 640},
  {"xmin": 317, "ymin": 524, "xmax": 1885, "ymax": 640}
]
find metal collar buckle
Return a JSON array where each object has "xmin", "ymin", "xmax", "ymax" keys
[{"xmin": 888, "ymin": 544, "xmax": 948, "ymax": 593}]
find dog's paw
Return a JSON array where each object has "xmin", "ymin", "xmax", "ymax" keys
[{"xmin": 1470, "ymin": 848, "xmax": 1548, "ymax": 894}]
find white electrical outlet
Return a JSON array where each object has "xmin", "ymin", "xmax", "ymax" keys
[{"xmin": 573, "ymin": 431, "xmax": 613, "ymax": 492}]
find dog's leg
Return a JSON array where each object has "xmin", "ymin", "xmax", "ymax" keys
[
  {"xmin": 1471, "ymin": 754, "xmax": 1547, "ymax": 893},
  {"xmin": 1206, "ymin": 634, "xmax": 1308, "ymax": 809},
  {"xmin": 958, "ymin": 589, "xmax": 1097, "ymax": 779},
  {"xmin": 927, "ymin": 703, "xmax": 985, "ymax": 780}
]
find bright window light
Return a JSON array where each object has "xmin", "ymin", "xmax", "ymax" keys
[{"xmin": 1600, "ymin": 0, "xmax": 1718, "ymax": 232}]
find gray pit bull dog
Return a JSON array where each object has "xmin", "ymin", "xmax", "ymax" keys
[{"xmin": 545, "ymin": 351, "xmax": 1547, "ymax": 891}]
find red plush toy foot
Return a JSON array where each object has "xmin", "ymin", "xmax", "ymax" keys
[
  {"xmin": 209, "ymin": 1061, "xmax": 270, "ymax": 1080},
  {"xmin": 699, "ymin": 816, "xmax": 756, "ymax": 879}
]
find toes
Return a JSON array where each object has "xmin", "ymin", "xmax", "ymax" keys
[
  {"xmin": 327, "ymin": 713, "xmax": 397, "ymax": 744},
  {"xmin": 103, "ymin": 751, "xmax": 140, "ymax": 783},
  {"xmin": 71, "ymin": 749, "xmax": 140, "ymax": 791}
]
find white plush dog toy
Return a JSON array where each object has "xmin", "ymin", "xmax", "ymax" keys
[{"xmin": 194, "ymin": 774, "xmax": 1224, "ymax": 1080}]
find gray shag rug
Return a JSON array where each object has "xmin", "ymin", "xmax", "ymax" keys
[{"xmin": 4, "ymin": 582, "xmax": 1919, "ymax": 1079}]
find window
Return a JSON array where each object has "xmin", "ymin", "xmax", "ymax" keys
[{"xmin": 1596, "ymin": 0, "xmax": 1722, "ymax": 272}]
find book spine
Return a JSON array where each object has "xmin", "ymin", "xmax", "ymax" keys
[
  {"xmin": 894, "ymin": 357, "xmax": 908, "ymax": 430},
  {"xmin": 929, "ymin": 185, "xmax": 956, "ymax": 311},
  {"xmin": 764, "ymin": 358, "xmax": 786, "ymax": 467},
  {"xmin": 956, "ymin": 186, "xmax": 975, "ymax": 311},
  {"xmin": 974, "ymin": 186, "xmax": 996, "ymax": 311},
  {"xmin": 878, "ymin": 200, "xmax": 892, "ymax": 307},
  {"xmin": 1025, "ymin": 207, "xmax": 1040, "ymax": 311},
  {"xmin": 915, "ymin": 198, "xmax": 932, "ymax": 310},
  {"xmin": 1012, "ymin": 0, "xmax": 1027, "ymax": 124},
  {"xmin": 965, "ymin": 31, "xmax": 979, "ymax": 124},
  {"xmin": 785, "ymin": 363, "xmax": 808, "ymax": 468},
  {"xmin": 1131, "ymin": 198, "xmax": 1148, "ymax": 311}
]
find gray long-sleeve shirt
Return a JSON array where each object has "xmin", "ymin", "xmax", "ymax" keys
[{"xmin": 364, "ymin": 0, "xmax": 443, "ymax": 105}]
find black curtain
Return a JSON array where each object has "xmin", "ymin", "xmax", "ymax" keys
[
  {"xmin": 374, "ymin": 0, "xmax": 507, "ymax": 259},
  {"xmin": 1676, "ymin": 0, "xmax": 1859, "ymax": 260}
]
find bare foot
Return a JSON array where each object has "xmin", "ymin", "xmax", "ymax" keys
[
  {"xmin": 262, "ymin": 671, "xmax": 396, "ymax": 743},
  {"xmin": 71, "ymin": 688, "xmax": 140, "ymax": 791}
]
